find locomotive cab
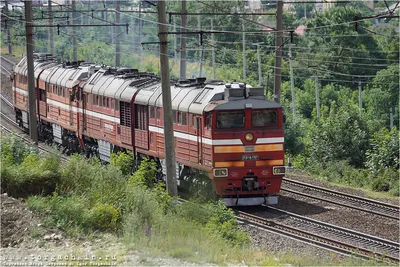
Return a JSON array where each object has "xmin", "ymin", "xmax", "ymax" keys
[{"xmin": 206, "ymin": 84, "xmax": 286, "ymax": 206}]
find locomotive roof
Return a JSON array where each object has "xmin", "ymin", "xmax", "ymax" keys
[
  {"xmin": 14, "ymin": 57, "xmax": 282, "ymax": 114},
  {"xmin": 14, "ymin": 56, "xmax": 89, "ymax": 88},
  {"xmin": 204, "ymin": 98, "xmax": 281, "ymax": 112},
  {"xmin": 83, "ymin": 68, "xmax": 141, "ymax": 101}
]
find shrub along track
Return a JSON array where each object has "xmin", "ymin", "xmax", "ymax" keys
[
  {"xmin": 1, "ymin": 111, "xmax": 68, "ymax": 163},
  {"xmin": 281, "ymin": 177, "xmax": 399, "ymax": 220},
  {"xmin": 234, "ymin": 206, "xmax": 400, "ymax": 265}
]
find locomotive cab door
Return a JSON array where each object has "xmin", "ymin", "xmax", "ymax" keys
[{"xmin": 38, "ymin": 88, "xmax": 47, "ymax": 117}]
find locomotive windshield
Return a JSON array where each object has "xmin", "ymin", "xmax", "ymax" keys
[
  {"xmin": 217, "ymin": 111, "xmax": 245, "ymax": 128},
  {"xmin": 252, "ymin": 110, "xmax": 277, "ymax": 127}
]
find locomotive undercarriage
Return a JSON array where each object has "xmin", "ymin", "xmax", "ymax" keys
[
  {"xmin": 38, "ymin": 120, "xmax": 53, "ymax": 144},
  {"xmin": 14, "ymin": 109, "xmax": 29, "ymax": 133},
  {"xmin": 220, "ymin": 176, "xmax": 278, "ymax": 206}
]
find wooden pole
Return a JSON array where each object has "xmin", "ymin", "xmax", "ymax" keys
[{"xmin": 157, "ymin": 0, "xmax": 177, "ymax": 196}]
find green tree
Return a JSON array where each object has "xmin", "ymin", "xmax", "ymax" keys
[{"xmin": 366, "ymin": 127, "xmax": 399, "ymax": 173}]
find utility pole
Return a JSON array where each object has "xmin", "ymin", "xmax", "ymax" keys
[
  {"xmin": 242, "ymin": 21, "xmax": 246, "ymax": 81},
  {"xmin": 390, "ymin": 106, "xmax": 394, "ymax": 129},
  {"xmin": 24, "ymin": 1, "xmax": 38, "ymax": 144},
  {"xmin": 115, "ymin": 0, "xmax": 121, "ymax": 67},
  {"xmin": 87, "ymin": 0, "xmax": 91, "ymax": 25},
  {"xmin": 274, "ymin": 0, "xmax": 283, "ymax": 103},
  {"xmin": 198, "ymin": 11, "xmax": 203, "ymax": 77},
  {"xmin": 72, "ymin": 0, "xmax": 77, "ymax": 61},
  {"xmin": 358, "ymin": 80, "xmax": 362, "ymax": 115},
  {"xmin": 4, "ymin": 0, "xmax": 12, "ymax": 55},
  {"xmin": 157, "ymin": 0, "xmax": 177, "ymax": 197},
  {"xmin": 180, "ymin": 0, "xmax": 187, "ymax": 80},
  {"xmin": 315, "ymin": 76, "xmax": 320, "ymax": 122},
  {"xmin": 266, "ymin": 73, "xmax": 270, "ymax": 98},
  {"xmin": 138, "ymin": 0, "xmax": 143, "ymax": 62},
  {"xmin": 173, "ymin": 16, "xmax": 177, "ymax": 61},
  {"xmin": 253, "ymin": 43, "xmax": 263, "ymax": 85},
  {"xmin": 289, "ymin": 46, "xmax": 296, "ymax": 121},
  {"xmin": 48, "ymin": 0, "xmax": 54, "ymax": 55},
  {"xmin": 211, "ymin": 16, "xmax": 216, "ymax": 79}
]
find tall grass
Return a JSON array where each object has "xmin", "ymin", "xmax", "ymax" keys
[
  {"xmin": 2, "ymin": 135, "xmax": 381, "ymax": 265},
  {"xmin": 1, "ymin": 136, "xmax": 61, "ymax": 197}
]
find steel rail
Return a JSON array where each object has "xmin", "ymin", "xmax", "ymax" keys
[
  {"xmin": 1, "ymin": 55, "xmax": 14, "ymax": 76},
  {"xmin": 282, "ymin": 177, "xmax": 399, "ymax": 220},
  {"xmin": 1, "ymin": 94, "xmax": 13, "ymax": 108},
  {"xmin": 0, "ymin": 55, "xmax": 14, "ymax": 66},
  {"xmin": 1, "ymin": 64, "xmax": 12, "ymax": 76},
  {"xmin": 235, "ymin": 210, "xmax": 399, "ymax": 264}
]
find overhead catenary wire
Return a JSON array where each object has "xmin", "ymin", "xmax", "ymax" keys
[{"xmin": 8, "ymin": 1, "xmax": 396, "ymax": 81}]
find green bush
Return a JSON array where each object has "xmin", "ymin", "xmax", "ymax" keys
[
  {"xmin": 1, "ymin": 135, "xmax": 35, "ymax": 165},
  {"xmin": 88, "ymin": 204, "xmax": 121, "ymax": 231},
  {"xmin": 1, "ymin": 152, "xmax": 61, "ymax": 198},
  {"xmin": 59, "ymin": 155, "xmax": 127, "ymax": 209},
  {"xmin": 28, "ymin": 195, "xmax": 121, "ymax": 233},
  {"xmin": 366, "ymin": 127, "xmax": 399, "ymax": 174},
  {"xmin": 128, "ymin": 158, "xmax": 158, "ymax": 188},
  {"xmin": 175, "ymin": 200, "xmax": 249, "ymax": 246},
  {"xmin": 110, "ymin": 151, "xmax": 134, "ymax": 176},
  {"xmin": 28, "ymin": 194, "xmax": 90, "ymax": 231}
]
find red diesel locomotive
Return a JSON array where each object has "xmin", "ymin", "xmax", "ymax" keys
[{"xmin": 12, "ymin": 54, "xmax": 286, "ymax": 206}]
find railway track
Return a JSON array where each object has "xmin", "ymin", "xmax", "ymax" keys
[
  {"xmin": 282, "ymin": 177, "xmax": 399, "ymax": 220},
  {"xmin": 1, "ymin": 93, "xmax": 13, "ymax": 108},
  {"xmin": 235, "ymin": 207, "xmax": 400, "ymax": 264},
  {"xmin": 1, "ymin": 55, "xmax": 14, "ymax": 76}
]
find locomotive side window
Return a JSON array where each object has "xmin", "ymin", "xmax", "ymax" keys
[
  {"xmin": 172, "ymin": 110, "xmax": 177, "ymax": 123},
  {"xmin": 206, "ymin": 113, "xmax": 212, "ymax": 129},
  {"xmin": 39, "ymin": 90, "xmax": 46, "ymax": 101},
  {"xmin": 217, "ymin": 111, "xmax": 245, "ymax": 128},
  {"xmin": 149, "ymin": 106, "xmax": 155, "ymax": 118},
  {"xmin": 252, "ymin": 110, "xmax": 277, "ymax": 127},
  {"xmin": 178, "ymin": 112, "xmax": 187, "ymax": 125},
  {"xmin": 193, "ymin": 115, "xmax": 197, "ymax": 129},
  {"xmin": 182, "ymin": 112, "xmax": 187, "ymax": 125},
  {"xmin": 156, "ymin": 108, "xmax": 161, "ymax": 119}
]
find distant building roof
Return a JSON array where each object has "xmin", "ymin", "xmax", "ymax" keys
[{"xmin": 295, "ymin": 25, "xmax": 307, "ymax": 36}]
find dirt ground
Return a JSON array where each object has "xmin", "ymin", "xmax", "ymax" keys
[{"xmin": 0, "ymin": 194, "xmax": 207, "ymax": 266}]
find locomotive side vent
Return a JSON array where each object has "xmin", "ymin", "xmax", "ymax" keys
[{"xmin": 115, "ymin": 68, "xmax": 138, "ymax": 76}]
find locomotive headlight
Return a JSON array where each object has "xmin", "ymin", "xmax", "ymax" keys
[
  {"xmin": 245, "ymin": 132, "xmax": 254, "ymax": 142},
  {"xmin": 273, "ymin": 166, "xmax": 286, "ymax": 175},
  {"xmin": 214, "ymin": 168, "xmax": 228, "ymax": 177}
]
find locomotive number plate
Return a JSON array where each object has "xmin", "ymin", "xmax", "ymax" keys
[
  {"xmin": 242, "ymin": 155, "xmax": 259, "ymax": 160},
  {"xmin": 244, "ymin": 146, "xmax": 255, "ymax": 152}
]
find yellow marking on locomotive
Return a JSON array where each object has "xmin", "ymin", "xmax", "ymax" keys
[
  {"xmin": 214, "ymin": 144, "xmax": 283, "ymax": 153},
  {"xmin": 215, "ymin": 161, "xmax": 245, "ymax": 167},
  {"xmin": 214, "ymin": 146, "xmax": 244, "ymax": 153},
  {"xmin": 255, "ymin": 159, "xmax": 284, "ymax": 166}
]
